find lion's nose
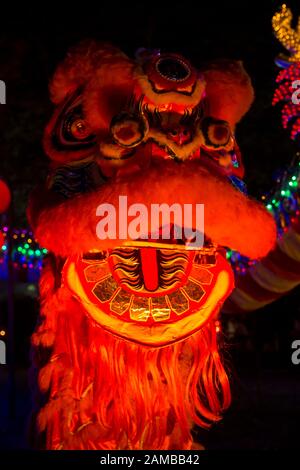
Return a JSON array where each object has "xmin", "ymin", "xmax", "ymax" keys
[{"xmin": 168, "ymin": 128, "xmax": 191, "ymax": 145}]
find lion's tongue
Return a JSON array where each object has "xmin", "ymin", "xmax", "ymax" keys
[{"xmin": 140, "ymin": 248, "xmax": 159, "ymax": 291}]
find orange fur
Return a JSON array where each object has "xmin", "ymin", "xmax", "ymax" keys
[
  {"xmin": 31, "ymin": 160, "xmax": 276, "ymax": 259},
  {"xmin": 203, "ymin": 60, "xmax": 254, "ymax": 127},
  {"xmin": 50, "ymin": 42, "xmax": 130, "ymax": 105}
]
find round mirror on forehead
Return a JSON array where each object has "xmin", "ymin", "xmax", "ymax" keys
[{"xmin": 155, "ymin": 56, "xmax": 191, "ymax": 82}]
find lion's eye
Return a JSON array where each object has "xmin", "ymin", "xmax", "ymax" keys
[
  {"xmin": 69, "ymin": 119, "xmax": 92, "ymax": 140},
  {"xmin": 200, "ymin": 117, "xmax": 232, "ymax": 150},
  {"xmin": 50, "ymin": 90, "xmax": 97, "ymax": 154},
  {"xmin": 63, "ymin": 112, "xmax": 95, "ymax": 143},
  {"xmin": 207, "ymin": 122, "xmax": 230, "ymax": 146}
]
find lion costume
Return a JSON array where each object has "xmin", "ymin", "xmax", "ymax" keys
[{"xmin": 27, "ymin": 37, "xmax": 300, "ymax": 450}]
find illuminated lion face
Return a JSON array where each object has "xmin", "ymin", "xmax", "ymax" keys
[{"xmin": 31, "ymin": 42, "xmax": 276, "ymax": 347}]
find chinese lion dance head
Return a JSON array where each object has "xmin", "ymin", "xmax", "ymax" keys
[{"xmin": 28, "ymin": 41, "xmax": 276, "ymax": 449}]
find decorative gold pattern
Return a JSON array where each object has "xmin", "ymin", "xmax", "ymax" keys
[
  {"xmin": 65, "ymin": 261, "xmax": 231, "ymax": 346},
  {"xmin": 93, "ymin": 276, "xmax": 119, "ymax": 302},
  {"xmin": 82, "ymin": 250, "xmax": 108, "ymax": 262},
  {"xmin": 193, "ymin": 252, "xmax": 216, "ymax": 266},
  {"xmin": 190, "ymin": 266, "xmax": 213, "ymax": 285},
  {"xmin": 166, "ymin": 290, "xmax": 189, "ymax": 315},
  {"xmin": 78, "ymin": 248, "xmax": 218, "ymax": 322},
  {"xmin": 130, "ymin": 296, "xmax": 151, "ymax": 321},
  {"xmin": 183, "ymin": 279, "xmax": 205, "ymax": 302},
  {"xmin": 110, "ymin": 289, "xmax": 132, "ymax": 315},
  {"xmin": 151, "ymin": 296, "xmax": 171, "ymax": 322},
  {"xmin": 84, "ymin": 263, "xmax": 110, "ymax": 282}
]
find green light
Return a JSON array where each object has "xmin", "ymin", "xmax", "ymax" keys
[
  {"xmin": 17, "ymin": 247, "xmax": 22, "ymax": 252},
  {"xmin": 272, "ymin": 199, "xmax": 276, "ymax": 204},
  {"xmin": 289, "ymin": 181, "xmax": 293, "ymax": 186},
  {"xmin": 35, "ymin": 250, "xmax": 41, "ymax": 256},
  {"xmin": 22, "ymin": 249, "xmax": 26, "ymax": 255},
  {"xmin": 281, "ymin": 190, "xmax": 286, "ymax": 196},
  {"xmin": 2, "ymin": 245, "xmax": 7, "ymax": 251},
  {"xmin": 267, "ymin": 204, "xmax": 273, "ymax": 210},
  {"xmin": 42, "ymin": 248, "xmax": 48, "ymax": 254},
  {"xmin": 28, "ymin": 249, "xmax": 34, "ymax": 256},
  {"xmin": 24, "ymin": 243, "xmax": 29, "ymax": 249},
  {"xmin": 292, "ymin": 176, "xmax": 297, "ymax": 181}
]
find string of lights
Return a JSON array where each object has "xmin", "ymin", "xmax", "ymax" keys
[
  {"xmin": 0, "ymin": 226, "xmax": 47, "ymax": 282},
  {"xmin": 273, "ymin": 63, "xmax": 300, "ymax": 140},
  {"xmin": 227, "ymin": 156, "xmax": 300, "ymax": 274}
]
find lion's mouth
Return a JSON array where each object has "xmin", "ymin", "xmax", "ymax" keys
[
  {"xmin": 63, "ymin": 236, "xmax": 234, "ymax": 346},
  {"xmin": 81, "ymin": 228, "xmax": 217, "ymax": 296}
]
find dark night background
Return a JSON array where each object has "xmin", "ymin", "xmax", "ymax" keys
[{"xmin": 0, "ymin": 0, "xmax": 300, "ymax": 450}]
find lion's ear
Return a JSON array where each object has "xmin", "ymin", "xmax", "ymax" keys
[
  {"xmin": 49, "ymin": 41, "xmax": 129, "ymax": 105},
  {"xmin": 202, "ymin": 60, "xmax": 254, "ymax": 128}
]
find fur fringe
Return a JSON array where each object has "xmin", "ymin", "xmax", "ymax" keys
[
  {"xmin": 32, "ymin": 264, "xmax": 231, "ymax": 449},
  {"xmin": 30, "ymin": 160, "xmax": 276, "ymax": 259}
]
